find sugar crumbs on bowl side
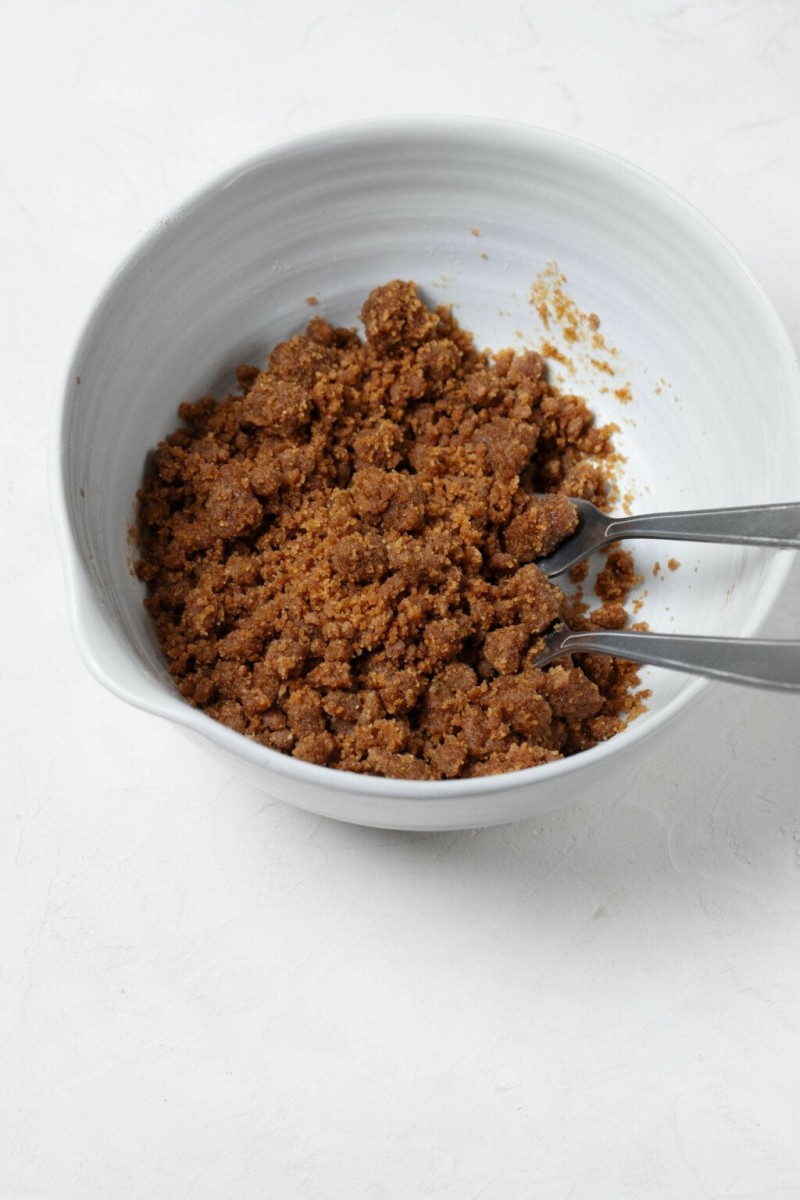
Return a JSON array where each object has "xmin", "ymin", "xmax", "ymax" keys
[
  {"xmin": 135, "ymin": 280, "xmax": 648, "ymax": 781},
  {"xmin": 530, "ymin": 261, "xmax": 641, "ymax": 409}
]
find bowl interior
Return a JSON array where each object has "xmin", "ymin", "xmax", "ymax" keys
[{"xmin": 58, "ymin": 118, "xmax": 800, "ymax": 794}]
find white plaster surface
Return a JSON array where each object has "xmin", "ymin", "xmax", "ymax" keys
[{"xmin": 3, "ymin": 0, "xmax": 800, "ymax": 1195}]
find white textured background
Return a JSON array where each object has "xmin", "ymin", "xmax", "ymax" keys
[{"xmin": 3, "ymin": 1, "xmax": 800, "ymax": 1197}]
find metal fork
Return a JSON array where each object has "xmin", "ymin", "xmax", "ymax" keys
[
  {"xmin": 536, "ymin": 499, "xmax": 800, "ymax": 578},
  {"xmin": 530, "ymin": 624, "xmax": 800, "ymax": 691}
]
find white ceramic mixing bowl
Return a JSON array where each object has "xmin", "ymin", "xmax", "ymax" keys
[{"xmin": 52, "ymin": 116, "xmax": 800, "ymax": 830}]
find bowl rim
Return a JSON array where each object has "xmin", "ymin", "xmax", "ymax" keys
[{"xmin": 50, "ymin": 113, "xmax": 800, "ymax": 802}]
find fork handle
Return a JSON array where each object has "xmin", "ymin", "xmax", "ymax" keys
[
  {"xmin": 605, "ymin": 502, "xmax": 800, "ymax": 547},
  {"xmin": 557, "ymin": 629, "xmax": 800, "ymax": 691}
]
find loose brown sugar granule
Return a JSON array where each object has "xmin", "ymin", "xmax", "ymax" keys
[
  {"xmin": 135, "ymin": 280, "xmax": 643, "ymax": 780},
  {"xmin": 595, "ymin": 548, "xmax": 643, "ymax": 603}
]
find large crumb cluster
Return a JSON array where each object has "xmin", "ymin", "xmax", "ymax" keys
[{"xmin": 135, "ymin": 281, "xmax": 644, "ymax": 780}]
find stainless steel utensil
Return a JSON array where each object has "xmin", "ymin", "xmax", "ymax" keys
[
  {"xmin": 536, "ymin": 499, "xmax": 800, "ymax": 578},
  {"xmin": 530, "ymin": 624, "xmax": 800, "ymax": 690}
]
